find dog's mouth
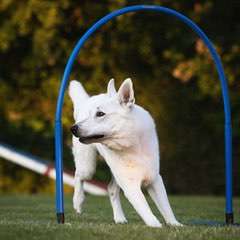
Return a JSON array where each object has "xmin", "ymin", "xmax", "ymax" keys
[{"xmin": 79, "ymin": 134, "xmax": 105, "ymax": 144}]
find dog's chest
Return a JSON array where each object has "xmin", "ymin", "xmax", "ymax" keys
[
  {"xmin": 98, "ymin": 145, "xmax": 157, "ymax": 186},
  {"xmin": 117, "ymin": 158, "xmax": 155, "ymax": 186}
]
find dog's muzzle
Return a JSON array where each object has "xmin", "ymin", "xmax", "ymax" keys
[{"xmin": 70, "ymin": 124, "xmax": 105, "ymax": 144}]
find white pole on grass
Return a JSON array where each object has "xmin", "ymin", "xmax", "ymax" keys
[{"xmin": 0, "ymin": 143, "xmax": 107, "ymax": 196}]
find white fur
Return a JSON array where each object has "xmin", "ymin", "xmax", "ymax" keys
[{"xmin": 69, "ymin": 78, "xmax": 181, "ymax": 227}]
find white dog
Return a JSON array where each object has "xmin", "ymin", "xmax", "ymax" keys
[{"xmin": 69, "ymin": 78, "xmax": 181, "ymax": 227}]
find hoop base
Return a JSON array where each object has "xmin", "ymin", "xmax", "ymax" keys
[
  {"xmin": 226, "ymin": 213, "xmax": 234, "ymax": 225},
  {"xmin": 57, "ymin": 213, "xmax": 65, "ymax": 224}
]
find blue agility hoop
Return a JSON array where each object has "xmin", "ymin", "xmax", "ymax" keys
[{"xmin": 55, "ymin": 5, "xmax": 233, "ymax": 224}]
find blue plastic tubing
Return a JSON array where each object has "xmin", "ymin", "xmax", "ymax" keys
[{"xmin": 55, "ymin": 5, "xmax": 232, "ymax": 220}]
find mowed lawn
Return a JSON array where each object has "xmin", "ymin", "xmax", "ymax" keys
[{"xmin": 0, "ymin": 194, "xmax": 240, "ymax": 240}]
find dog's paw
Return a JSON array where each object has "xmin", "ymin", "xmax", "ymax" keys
[
  {"xmin": 73, "ymin": 205, "xmax": 82, "ymax": 214},
  {"xmin": 148, "ymin": 222, "xmax": 162, "ymax": 228},
  {"xmin": 147, "ymin": 219, "xmax": 162, "ymax": 228},
  {"xmin": 167, "ymin": 221, "xmax": 183, "ymax": 227},
  {"xmin": 114, "ymin": 216, "xmax": 128, "ymax": 224},
  {"xmin": 73, "ymin": 201, "xmax": 82, "ymax": 214},
  {"xmin": 73, "ymin": 196, "xmax": 84, "ymax": 214}
]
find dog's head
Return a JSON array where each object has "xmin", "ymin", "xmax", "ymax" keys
[{"xmin": 70, "ymin": 78, "xmax": 138, "ymax": 149}]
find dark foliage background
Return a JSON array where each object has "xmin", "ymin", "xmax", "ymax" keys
[{"xmin": 0, "ymin": 0, "xmax": 239, "ymax": 194}]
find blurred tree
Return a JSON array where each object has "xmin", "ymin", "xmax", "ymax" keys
[{"xmin": 0, "ymin": 0, "xmax": 239, "ymax": 194}]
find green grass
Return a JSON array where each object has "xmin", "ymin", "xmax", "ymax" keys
[{"xmin": 0, "ymin": 194, "xmax": 240, "ymax": 240}]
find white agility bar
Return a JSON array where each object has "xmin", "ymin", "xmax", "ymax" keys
[{"xmin": 0, "ymin": 143, "xmax": 107, "ymax": 196}]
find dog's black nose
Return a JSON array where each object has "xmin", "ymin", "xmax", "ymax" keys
[{"xmin": 70, "ymin": 124, "xmax": 79, "ymax": 136}]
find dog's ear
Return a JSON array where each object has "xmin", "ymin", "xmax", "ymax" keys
[
  {"xmin": 107, "ymin": 78, "xmax": 117, "ymax": 97},
  {"xmin": 118, "ymin": 78, "xmax": 135, "ymax": 107},
  {"xmin": 69, "ymin": 80, "xmax": 89, "ymax": 103},
  {"xmin": 69, "ymin": 80, "xmax": 89, "ymax": 120}
]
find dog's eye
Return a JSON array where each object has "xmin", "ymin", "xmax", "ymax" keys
[{"xmin": 96, "ymin": 111, "xmax": 105, "ymax": 117}]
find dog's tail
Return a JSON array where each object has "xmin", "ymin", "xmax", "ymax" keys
[{"xmin": 69, "ymin": 80, "xmax": 89, "ymax": 121}]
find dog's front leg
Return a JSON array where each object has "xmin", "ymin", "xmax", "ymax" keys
[
  {"xmin": 120, "ymin": 182, "xmax": 162, "ymax": 227},
  {"xmin": 73, "ymin": 171, "xmax": 85, "ymax": 214},
  {"xmin": 147, "ymin": 174, "xmax": 182, "ymax": 226},
  {"xmin": 108, "ymin": 176, "xmax": 127, "ymax": 224}
]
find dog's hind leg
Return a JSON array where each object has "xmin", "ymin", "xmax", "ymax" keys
[
  {"xmin": 108, "ymin": 176, "xmax": 127, "ymax": 224},
  {"xmin": 147, "ymin": 174, "xmax": 182, "ymax": 226},
  {"xmin": 72, "ymin": 137, "xmax": 97, "ymax": 214}
]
